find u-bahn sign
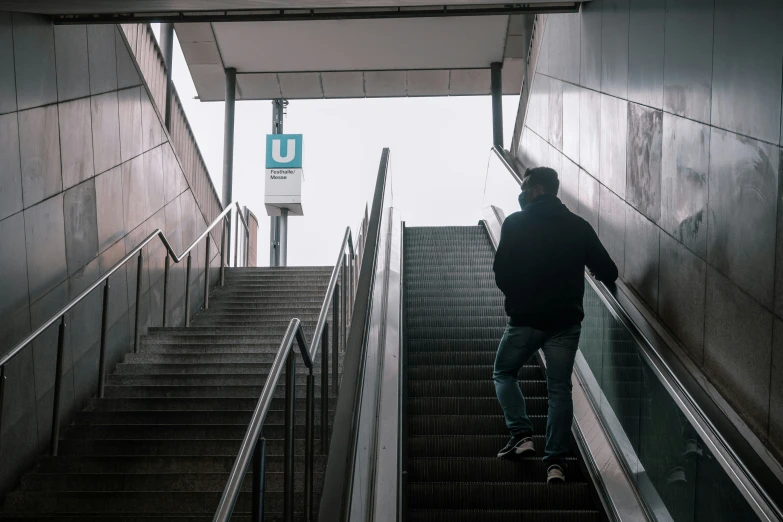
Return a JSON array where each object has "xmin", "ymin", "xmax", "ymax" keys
[{"xmin": 265, "ymin": 134, "xmax": 304, "ymax": 216}]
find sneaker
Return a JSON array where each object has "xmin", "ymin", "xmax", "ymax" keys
[
  {"xmin": 497, "ymin": 436, "xmax": 536, "ymax": 459},
  {"xmin": 547, "ymin": 464, "xmax": 566, "ymax": 484},
  {"xmin": 666, "ymin": 466, "xmax": 687, "ymax": 485}
]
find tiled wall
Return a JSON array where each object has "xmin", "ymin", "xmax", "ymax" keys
[
  {"xmin": 517, "ymin": 0, "xmax": 783, "ymax": 462},
  {"xmin": 0, "ymin": 13, "xmax": 222, "ymax": 492}
]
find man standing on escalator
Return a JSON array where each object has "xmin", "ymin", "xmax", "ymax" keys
[{"xmin": 492, "ymin": 166, "xmax": 618, "ymax": 484}]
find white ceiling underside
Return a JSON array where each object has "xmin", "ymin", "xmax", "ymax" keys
[
  {"xmin": 177, "ymin": 15, "xmax": 529, "ymax": 100},
  {"xmin": 0, "ymin": 0, "xmax": 569, "ymax": 14}
]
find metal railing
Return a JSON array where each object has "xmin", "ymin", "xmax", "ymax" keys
[
  {"xmin": 212, "ymin": 220, "xmax": 367, "ymax": 522},
  {"xmin": 0, "ymin": 202, "xmax": 250, "ymax": 457}
]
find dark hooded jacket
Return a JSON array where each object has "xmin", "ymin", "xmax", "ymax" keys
[{"xmin": 493, "ymin": 194, "xmax": 618, "ymax": 330}]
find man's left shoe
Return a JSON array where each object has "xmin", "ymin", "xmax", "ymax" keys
[
  {"xmin": 497, "ymin": 435, "xmax": 535, "ymax": 459},
  {"xmin": 547, "ymin": 464, "xmax": 566, "ymax": 484}
]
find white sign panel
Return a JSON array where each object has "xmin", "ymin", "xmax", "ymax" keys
[{"xmin": 265, "ymin": 134, "xmax": 304, "ymax": 216}]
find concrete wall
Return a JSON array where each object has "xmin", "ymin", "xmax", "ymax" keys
[
  {"xmin": 517, "ymin": 0, "xmax": 783, "ymax": 462},
  {"xmin": 0, "ymin": 13, "xmax": 222, "ymax": 492}
]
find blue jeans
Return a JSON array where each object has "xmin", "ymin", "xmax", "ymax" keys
[{"xmin": 493, "ymin": 323, "xmax": 581, "ymax": 467}]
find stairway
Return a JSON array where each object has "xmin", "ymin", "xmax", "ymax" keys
[
  {"xmin": 0, "ymin": 266, "xmax": 340, "ymax": 521},
  {"xmin": 403, "ymin": 226, "xmax": 603, "ymax": 522}
]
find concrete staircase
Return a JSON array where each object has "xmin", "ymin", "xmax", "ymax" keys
[{"xmin": 0, "ymin": 267, "xmax": 341, "ymax": 521}]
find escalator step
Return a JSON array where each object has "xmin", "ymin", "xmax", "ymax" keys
[
  {"xmin": 408, "ymin": 415, "xmax": 546, "ymax": 435},
  {"xmin": 406, "ymin": 316, "xmax": 507, "ymax": 328},
  {"xmin": 406, "ymin": 327, "xmax": 506, "ymax": 340},
  {"xmin": 408, "ymin": 483, "xmax": 593, "ymax": 510},
  {"xmin": 408, "ymin": 352, "xmax": 497, "ymax": 366},
  {"xmin": 405, "ymin": 305, "xmax": 506, "ymax": 316},
  {"xmin": 407, "ymin": 340, "xmax": 504, "ymax": 352},
  {"xmin": 408, "ymin": 397, "xmax": 546, "ymax": 416},
  {"xmin": 408, "ymin": 509, "xmax": 602, "ymax": 522},
  {"xmin": 409, "ymin": 380, "xmax": 547, "ymax": 397},
  {"xmin": 408, "ymin": 365, "xmax": 542, "ymax": 381},
  {"xmin": 408, "ymin": 457, "xmax": 583, "ymax": 482},
  {"xmin": 408, "ymin": 435, "xmax": 545, "ymax": 457}
]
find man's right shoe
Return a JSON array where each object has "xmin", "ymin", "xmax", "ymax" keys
[
  {"xmin": 547, "ymin": 464, "xmax": 566, "ymax": 484},
  {"xmin": 497, "ymin": 435, "xmax": 536, "ymax": 459}
]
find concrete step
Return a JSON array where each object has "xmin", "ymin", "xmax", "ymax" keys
[
  {"xmin": 103, "ymin": 384, "xmax": 335, "ymax": 399},
  {"xmin": 137, "ymin": 344, "xmax": 313, "ymax": 354},
  {"xmin": 73, "ymin": 409, "xmax": 331, "ymax": 426},
  {"xmin": 57, "ymin": 438, "xmax": 322, "ymax": 457},
  {"xmin": 105, "ymin": 373, "xmax": 330, "ymax": 386},
  {"xmin": 86, "ymin": 397, "xmax": 338, "ymax": 412},
  {"xmin": 123, "ymin": 352, "xmax": 342, "ymax": 364},
  {"xmin": 194, "ymin": 304, "xmax": 325, "ymax": 312},
  {"xmin": 146, "ymin": 327, "xmax": 320, "ymax": 336},
  {"xmin": 61, "ymin": 422, "xmax": 332, "ymax": 440},
  {"xmin": 19, "ymin": 471, "xmax": 324, "ymax": 493},
  {"xmin": 34, "ymin": 454, "xmax": 328, "ymax": 474},
  {"xmin": 1, "ymin": 490, "xmax": 310, "ymax": 514},
  {"xmin": 114, "ymin": 362, "xmax": 341, "ymax": 375}
]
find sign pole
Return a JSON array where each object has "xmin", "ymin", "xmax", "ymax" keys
[{"xmin": 270, "ymin": 99, "xmax": 285, "ymax": 266}]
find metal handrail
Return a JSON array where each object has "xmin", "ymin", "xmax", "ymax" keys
[
  {"xmin": 586, "ymin": 274, "xmax": 783, "ymax": 522},
  {"xmin": 487, "ymin": 144, "xmax": 783, "ymax": 521},
  {"xmin": 212, "ymin": 318, "xmax": 313, "ymax": 522},
  {"xmin": 0, "ymin": 200, "xmax": 251, "ymax": 457},
  {"xmin": 491, "ymin": 145, "xmax": 524, "ymax": 185},
  {"xmin": 212, "ymin": 221, "xmax": 366, "ymax": 522}
]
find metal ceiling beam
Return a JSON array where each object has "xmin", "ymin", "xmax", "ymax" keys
[{"xmin": 51, "ymin": 3, "xmax": 580, "ymax": 24}]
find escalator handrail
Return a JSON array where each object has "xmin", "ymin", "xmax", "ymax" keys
[
  {"xmin": 318, "ymin": 148, "xmax": 393, "ymax": 522},
  {"xmin": 586, "ymin": 274, "xmax": 783, "ymax": 522},
  {"xmin": 489, "ymin": 144, "xmax": 783, "ymax": 521}
]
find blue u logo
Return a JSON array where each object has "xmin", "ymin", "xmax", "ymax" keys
[{"xmin": 266, "ymin": 134, "xmax": 303, "ymax": 169}]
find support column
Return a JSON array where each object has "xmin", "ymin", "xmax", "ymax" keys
[
  {"xmin": 279, "ymin": 208, "xmax": 288, "ymax": 267},
  {"xmin": 223, "ymin": 68, "xmax": 237, "ymax": 207},
  {"xmin": 223, "ymin": 68, "xmax": 237, "ymax": 271},
  {"xmin": 490, "ymin": 62, "xmax": 503, "ymax": 148},
  {"xmin": 270, "ymin": 218, "xmax": 278, "ymax": 266},
  {"xmin": 160, "ymin": 22, "xmax": 174, "ymax": 131},
  {"xmin": 270, "ymin": 99, "xmax": 286, "ymax": 266}
]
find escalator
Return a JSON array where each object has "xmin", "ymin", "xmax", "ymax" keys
[
  {"xmin": 317, "ymin": 147, "xmax": 783, "ymax": 522},
  {"xmin": 403, "ymin": 225, "xmax": 603, "ymax": 522}
]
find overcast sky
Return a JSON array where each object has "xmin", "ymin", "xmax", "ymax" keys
[{"xmin": 155, "ymin": 25, "xmax": 519, "ymax": 266}]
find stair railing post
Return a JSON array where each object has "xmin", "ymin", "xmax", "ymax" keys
[
  {"xmin": 321, "ymin": 322, "xmax": 329, "ymax": 454},
  {"xmin": 283, "ymin": 351, "xmax": 296, "ymax": 522},
  {"xmin": 133, "ymin": 251, "xmax": 144, "ymax": 353},
  {"xmin": 245, "ymin": 229, "xmax": 250, "ymax": 267},
  {"xmin": 220, "ymin": 219, "xmax": 227, "ymax": 286},
  {"xmin": 348, "ymin": 253, "xmax": 354, "ymax": 324},
  {"xmin": 162, "ymin": 254, "xmax": 170, "ymax": 327},
  {"xmin": 98, "ymin": 281, "xmax": 110, "ymax": 398},
  {"xmin": 50, "ymin": 316, "xmax": 66, "ymax": 456},
  {"xmin": 305, "ymin": 369, "xmax": 315, "ymax": 522},
  {"xmin": 185, "ymin": 253, "xmax": 192, "ymax": 327},
  {"xmin": 234, "ymin": 209, "xmax": 239, "ymax": 268},
  {"xmin": 251, "ymin": 437, "xmax": 267, "ymax": 522},
  {"xmin": 204, "ymin": 236, "xmax": 211, "ymax": 310},
  {"xmin": 332, "ymin": 285, "xmax": 339, "ymax": 395},
  {"xmin": 341, "ymin": 254, "xmax": 347, "ymax": 353}
]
